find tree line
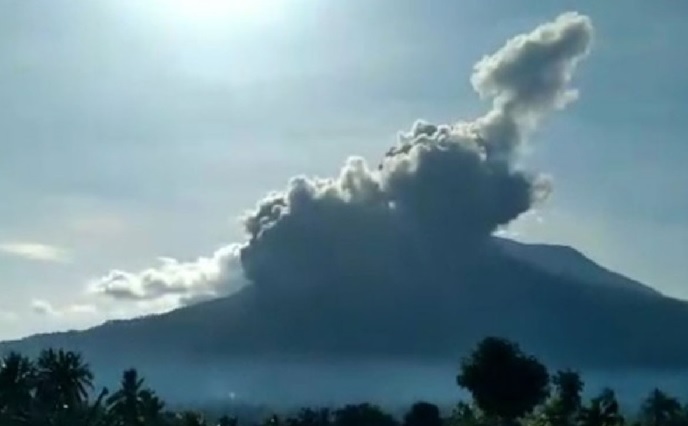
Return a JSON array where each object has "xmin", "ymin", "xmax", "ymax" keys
[{"xmin": 1, "ymin": 337, "xmax": 687, "ymax": 426}]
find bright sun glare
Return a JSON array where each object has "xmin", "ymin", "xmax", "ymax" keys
[
  {"xmin": 126, "ymin": 0, "xmax": 288, "ymax": 40},
  {"xmin": 169, "ymin": 0, "xmax": 269, "ymax": 19}
]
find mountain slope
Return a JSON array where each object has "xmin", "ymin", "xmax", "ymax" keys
[
  {"xmin": 2, "ymin": 238, "xmax": 686, "ymax": 374},
  {"xmin": 493, "ymin": 237, "xmax": 660, "ymax": 297}
]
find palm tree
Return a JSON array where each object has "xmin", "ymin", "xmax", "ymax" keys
[
  {"xmin": 105, "ymin": 369, "xmax": 143, "ymax": 426},
  {"xmin": 139, "ymin": 388, "xmax": 166, "ymax": 425},
  {"xmin": 0, "ymin": 352, "xmax": 36, "ymax": 424},
  {"xmin": 106, "ymin": 368, "xmax": 168, "ymax": 426},
  {"xmin": 106, "ymin": 368, "xmax": 145, "ymax": 426},
  {"xmin": 34, "ymin": 348, "xmax": 94, "ymax": 415},
  {"xmin": 83, "ymin": 387, "xmax": 110, "ymax": 426}
]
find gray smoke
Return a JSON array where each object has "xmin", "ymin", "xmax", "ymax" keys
[
  {"xmin": 240, "ymin": 12, "xmax": 593, "ymax": 292},
  {"xmin": 91, "ymin": 12, "xmax": 593, "ymax": 308}
]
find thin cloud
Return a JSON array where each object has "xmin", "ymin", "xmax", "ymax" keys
[
  {"xmin": 68, "ymin": 214, "xmax": 128, "ymax": 239},
  {"xmin": 31, "ymin": 299, "xmax": 59, "ymax": 316},
  {"xmin": 64, "ymin": 304, "xmax": 98, "ymax": 315},
  {"xmin": 0, "ymin": 242, "xmax": 71, "ymax": 263},
  {"xmin": 30, "ymin": 299, "xmax": 97, "ymax": 317},
  {"xmin": 0, "ymin": 311, "xmax": 18, "ymax": 323}
]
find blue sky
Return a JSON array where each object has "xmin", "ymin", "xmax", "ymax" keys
[{"xmin": 0, "ymin": 0, "xmax": 686, "ymax": 340}]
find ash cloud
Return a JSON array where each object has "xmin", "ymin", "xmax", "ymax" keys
[
  {"xmin": 240, "ymin": 12, "xmax": 593, "ymax": 292},
  {"xmin": 91, "ymin": 12, "xmax": 593, "ymax": 309}
]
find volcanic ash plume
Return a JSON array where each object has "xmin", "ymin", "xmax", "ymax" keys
[
  {"xmin": 92, "ymin": 12, "xmax": 594, "ymax": 307},
  {"xmin": 240, "ymin": 12, "xmax": 593, "ymax": 292}
]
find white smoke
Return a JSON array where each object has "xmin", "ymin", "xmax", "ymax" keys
[{"xmin": 90, "ymin": 244, "xmax": 247, "ymax": 306}]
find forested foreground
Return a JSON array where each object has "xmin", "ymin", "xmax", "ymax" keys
[{"xmin": 1, "ymin": 337, "xmax": 687, "ymax": 426}]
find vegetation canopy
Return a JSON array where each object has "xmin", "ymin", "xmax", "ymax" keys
[{"xmin": 1, "ymin": 338, "xmax": 687, "ymax": 426}]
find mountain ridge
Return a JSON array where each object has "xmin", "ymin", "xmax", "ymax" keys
[
  {"xmin": 2, "ymin": 238, "xmax": 686, "ymax": 373},
  {"xmin": 493, "ymin": 237, "xmax": 661, "ymax": 297}
]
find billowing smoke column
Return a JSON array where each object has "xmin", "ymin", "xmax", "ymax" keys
[
  {"xmin": 240, "ymin": 12, "xmax": 593, "ymax": 292},
  {"xmin": 91, "ymin": 12, "xmax": 593, "ymax": 307}
]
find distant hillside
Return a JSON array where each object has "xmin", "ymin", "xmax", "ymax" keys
[
  {"xmin": 493, "ymin": 238, "xmax": 660, "ymax": 297},
  {"xmin": 2, "ymin": 237, "xmax": 686, "ymax": 374}
]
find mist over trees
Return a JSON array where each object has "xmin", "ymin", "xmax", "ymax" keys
[{"xmin": 2, "ymin": 337, "xmax": 688, "ymax": 426}]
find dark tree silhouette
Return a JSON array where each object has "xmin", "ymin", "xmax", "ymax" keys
[
  {"xmin": 264, "ymin": 414, "xmax": 283, "ymax": 426},
  {"xmin": 333, "ymin": 403, "xmax": 397, "ymax": 426},
  {"xmin": 105, "ymin": 368, "xmax": 170, "ymax": 426},
  {"xmin": 139, "ymin": 389, "xmax": 166, "ymax": 425},
  {"xmin": 30, "ymin": 347, "xmax": 94, "ymax": 426},
  {"xmin": 403, "ymin": 401, "xmax": 442, "ymax": 426},
  {"xmin": 179, "ymin": 410, "xmax": 208, "ymax": 426},
  {"xmin": 88, "ymin": 387, "xmax": 110, "ymax": 424},
  {"xmin": 449, "ymin": 401, "xmax": 484, "ymax": 426},
  {"xmin": 544, "ymin": 370, "xmax": 584, "ymax": 426},
  {"xmin": 106, "ymin": 368, "xmax": 147, "ymax": 426},
  {"xmin": 217, "ymin": 414, "xmax": 240, "ymax": 426},
  {"xmin": 457, "ymin": 337, "xmax": 549, "ymax": 425},
  {"xmin": 35, "ymin": 348, "xmax": 94, "ymax": 412},
  {"xmin": 640, "ymin": 389, "xmax": 683, "ymax": 426},
  {"xmin": 287, "ymin": 408, "xmax": 331, "ymax": 426},
  {"xmin": 5, "ymin": 342, "xmax": 688, "ymax": 426},
  {"xmin": 0, "ymin": 352, "xmax": 36, "ymax": 425},
  {"xmin": 579, "ymin": 388, "xmax": 624, "ymax": 426}
]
